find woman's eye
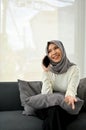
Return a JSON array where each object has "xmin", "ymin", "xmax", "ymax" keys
[
  {"xmin": 54, "ymin": 46, "xmax": 59, "ymax": 50},
  {"xmin": 48, "ymin": 47, "xmax": 59, "ymax": 53}
]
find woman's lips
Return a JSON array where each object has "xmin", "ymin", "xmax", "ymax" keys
[{"xmin": 52, "ymin": 54, "xmax": 60, "ymax": 60}]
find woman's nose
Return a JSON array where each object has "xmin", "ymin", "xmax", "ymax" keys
[{"xmin": 51, "ymin": 49, "xmax": 56, "ymax": 55}]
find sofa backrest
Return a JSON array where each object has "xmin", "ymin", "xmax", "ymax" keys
[{"xmin": 0, "ymin": 82, "xmax": 23, "ymax": 111}]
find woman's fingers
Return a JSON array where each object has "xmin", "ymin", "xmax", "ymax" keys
[
  {"xmin": 71, "ymin": 101, "xmax": 75, "ymax": 110},
  {"xmin": 64, "ymin": 96, "xmax": 77, "ymax": 109}
]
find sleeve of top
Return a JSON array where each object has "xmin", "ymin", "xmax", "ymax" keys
[
  {"xmin": 65, "ymin": 65, "xmax": 80, "ymax": 97},
  {"xmin": 41, "ymin": 71, "xmax": 53, "ymax": 94}
]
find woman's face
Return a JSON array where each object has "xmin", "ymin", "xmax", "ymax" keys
[{"xmin": 48, "ymin": 43, "xmax": 62, "ymax": 63}]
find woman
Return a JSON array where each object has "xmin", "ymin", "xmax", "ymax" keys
[{"xmin": 36, "ymin": 40, "xmax": 80, "ymax": 130}]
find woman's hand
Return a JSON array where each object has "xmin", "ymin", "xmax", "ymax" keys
[
  {"xmin": 42, "ymin": 64, "xmax": 49, "ymax": 71},
  {"xmin": 64, "ymin": 96, "xmax": 77, "ymax": 110}
]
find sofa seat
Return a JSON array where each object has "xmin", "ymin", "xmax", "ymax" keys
[
  {"xmin": 67, "ymin": 112, "xmax": 86, "ymax": 130},
  {"xmin": 0, "ymin": 110, "xmax": 43, "ymax": 130},
  {"xmin": 0, "ymin": 80, "xmax": 86, "ymax": 130}
]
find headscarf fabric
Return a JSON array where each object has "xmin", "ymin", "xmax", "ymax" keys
[{"xmin": 46, "ymin": 40, "xmax": 75, "ymax": 74}]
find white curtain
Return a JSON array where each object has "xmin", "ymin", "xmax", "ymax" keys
[{"xmin": 0, "ymin": 0, "xmax": 86, "ymax": 81}]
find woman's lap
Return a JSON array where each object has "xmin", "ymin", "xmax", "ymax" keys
[{"xmin": 35, "ymin": 105, "xmax": 78, "ymax": 130}]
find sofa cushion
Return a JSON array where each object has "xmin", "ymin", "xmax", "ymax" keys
[
  {"xmin": 18, "ymin": 79, "xmax": 42, "ymax": 115},
  {"xmin": 0, "ymin": 111, "xmax": 43, "ymax": 130},
  {"xmin": 26, "ymin": 93, "xmax": 84, "ymax": 115}
]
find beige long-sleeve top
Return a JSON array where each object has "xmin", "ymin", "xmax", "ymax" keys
[{"xmin": 41, "ymin": 65, "xmax": 80, "ymax": 97}]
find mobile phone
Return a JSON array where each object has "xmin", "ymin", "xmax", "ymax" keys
[{"xmin": 42, "ymin": 56, "xmax": 50, "ymax": 68}]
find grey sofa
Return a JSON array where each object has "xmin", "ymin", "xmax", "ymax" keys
[{"xmin": 0, "ymin": 81, "xmax": 86, "ymax": 130}]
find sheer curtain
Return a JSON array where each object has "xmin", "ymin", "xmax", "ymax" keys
[
  {"xmin": 74, "ymin": 0, "xmax": 86, "ymax": 78},
  {"xmin": 0, "ymin": 0, "xmax": 86, "ymax": 81},
  {"xmin": 84, "ymin": 0, "xmax": 86, "ymax": 77}
]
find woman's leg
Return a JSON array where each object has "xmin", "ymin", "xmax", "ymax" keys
[
  {"xmin": 35, "ymin": 106, "xmax": 62, "ymax": 130},
  {"xmin": 35, "ymin": 105, "xmax": 78, "ymax": 130},
  {"xmin": 56, "ymin": 106, "xmax": 78, "ymax": 130},
  {"xmin": 43, "ymin": 106, "xmax": 62, "ymax": 130}
]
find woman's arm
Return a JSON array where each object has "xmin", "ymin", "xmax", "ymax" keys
[
  {"xmin": 65, "ymin": 65, "xmax": 80, "ymax": 97},
  {"xmin": 41, "ymin": 71, "xmax": 53, "ymax": 94},
  {"xmin": 65, "ymin": 65, "xmax": 80, "ymax": 109}
]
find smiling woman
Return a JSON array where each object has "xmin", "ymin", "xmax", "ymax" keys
[{"xmin": 35, "ymin": 40, "xmax": 82, "ymax": 130}]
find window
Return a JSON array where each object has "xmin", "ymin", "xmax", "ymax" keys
[{"xmin": 0, "ymin": 0, "xmax": 86, "ymax": 81}]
